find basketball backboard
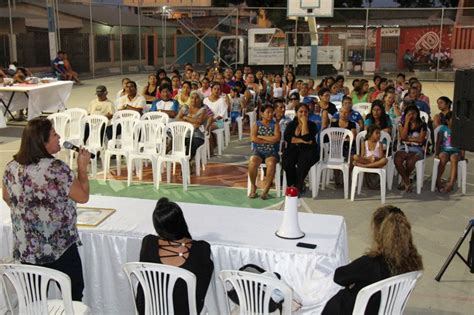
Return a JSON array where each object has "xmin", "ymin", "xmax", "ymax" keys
[{"xmin": 287, "ymin": 0, "xmax": 334, "ymax": 18}]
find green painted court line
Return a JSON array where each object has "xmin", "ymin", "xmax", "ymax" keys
[{"xmin": 90, "ymin": 179, "xmax": 283, "ymax": 209}]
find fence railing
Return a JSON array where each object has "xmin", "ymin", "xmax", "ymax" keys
[{"xmin": 0, "ymin": 3, "xmax": 472, "ymax": 81}]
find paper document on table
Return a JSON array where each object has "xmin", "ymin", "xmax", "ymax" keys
[{"xmin": 77, "ymin": 207, "xmax": 116, "ymax": 227}]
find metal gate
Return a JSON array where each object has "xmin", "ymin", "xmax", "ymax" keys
[{"xmin": 380, "ymin": 29, "xmax": 400, "ymax": 72}]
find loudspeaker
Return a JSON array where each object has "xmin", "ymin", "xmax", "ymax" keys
[{"xmin": 452, "ymin": 69, "xmax": 474, "ymax": 151}]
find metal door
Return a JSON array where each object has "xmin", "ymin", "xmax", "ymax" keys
[{"xmin": 380, "ymin": 36, "xmax": 399, "ymax": 71}]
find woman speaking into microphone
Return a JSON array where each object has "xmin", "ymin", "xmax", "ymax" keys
[{"xmin": 2, "ymin": 117, "xmax": 90, "ymax": 301}]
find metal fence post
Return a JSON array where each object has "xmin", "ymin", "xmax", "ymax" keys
[
  {"xmin": 89, "ymin": 1, "xmax": 95, "ymax": 78},
  {"xmin": 363, "ymin": 7, "xmax": 369, "ymax": 71},
  {"xmin": 436, "ymin": 7, "xmax": 445, "ymax": 82},
  {"xmin": 119, "ymin": 4, "xmax": 123, "ymax": 75},
  {"xmin": 7, "ymin": 0, "xmax": 17, "ymax": 62},
  {"xmin": 138, "ymin": 1, "xmax": 142, "ymax": 69}
]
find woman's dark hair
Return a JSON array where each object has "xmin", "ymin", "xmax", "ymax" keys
[
  {"xmin": 354, "ymin": 79, "xmax": 368, "ymax": 95},
  {"xmin": 160, "ymin": 77, "xmax": 172, "ymax": 87},
  {"xmin": 14, "ymin": 117, "xmax": 54, "ymax": 165},
  {"xmin": 404, "ymin": 104, "xmax": 423, "ymax": 126},
  {"xmin": 438, "ymin": 96, "xmax": 452, "ymax": 109},
  {"xmin": 210, "ymin": 81, "xmax": 220, "ymax": 88},
  {"xmin": 317, "ymin": 77, "xmax": 328, "ymax": 89},
  {"xmin": 328, "ymin": 82, "xmax": 338, "ymax": 93},
  {"xmin": 366, "ymin": 124, "xmax": 382, "ymax": 140},
  {"xmin": 181, "ymin": 81, "xmax": 191, "ymax": 89},
  {"xmin": 121, "ymin": 77, "xmax": 131, "ymax": 84},
  {"xmin": 152, "ymin": 198, "xmax": 192, "ymax": 241},
  {"xmin": 156, "ymin": 68, "xmax": 167, "ymax": 78},
  {"xmin": 397, "ymin": 73, "xmax": 406, "ymax": 79},
  {"xmin": 444, "ymin": 111, "xmax": 453, "ymax": 124},
  {"xmin": 318, "ymin": 87, "xmax": 330, "ymax": 96},
  {"xmin": 377, "ymin": 78, "xmax": 388, "ymax": 90},
  {"xmin": 296, "ymin": 103, "xmax": 310, "ymax": 113},
  {"xmin": 367, "ymin": 100, "xmax": 390, "ymax": 129},
  {"xmin": 260, "ymin": 104, "xmax": 274, "ymax": 114},
  {"xmin": 159, "ymin": 83, "xmax": 171, "ymax": 93},
  {"xmin": 352, "ymin": 78, "xmax": 360, "ymax": 87},
  {"xmin": 335, "ymin": 75, "xmax": 344, "ymax": 82},
  {"xmin": 285, "ymin": 71, "xmax": 296, "ymax": 89}
]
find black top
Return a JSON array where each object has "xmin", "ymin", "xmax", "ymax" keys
[
  {"xmin": 283, "ymin": 119, "xmax": 318, "ymax": 151},
  {"xmin": 322, "ymin": 255, "xmax": 391, "ymax": 315},
  {"xmin": 324, "ymin": 102, "xmax": 338, "ymax": 116},
  {"xmin": 144, "ymin": 85, "xmax": 158, "ymax": 104},
  {"xmin": 136, "ymin": 235, "xmax": 214, "ymax": 315},
  {"xmin": 330, "ymin": 119, "xmax": 357, "ymax": 131}
]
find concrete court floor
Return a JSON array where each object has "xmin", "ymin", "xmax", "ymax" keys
[{"xmin": 1, "ymin": 74, "xmax": 473, "ymax": 314}]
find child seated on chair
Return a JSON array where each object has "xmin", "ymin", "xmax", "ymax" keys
[
  {"xmin": 435, "ymin": 112, "xmax": 465, "ymax": 193},
  {"xmin": 353, "ymin": 125, "xmax": 388, "ymax": 169},
  {"xmin": 226, "ymin": 86, "xmax": 244, "ymax": 135}
]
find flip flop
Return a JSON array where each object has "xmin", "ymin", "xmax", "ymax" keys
[{"xmin": 248, "ymin": 192, "xmax": 258, "ymax": 199}]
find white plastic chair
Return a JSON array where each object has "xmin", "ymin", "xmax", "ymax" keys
[
  {"xmin": 219, "ymin": 270, "xmax": 292, "ymax": 315},
  {"xmin": 156, "ymin": 122, "xmax": 194, "ymax": 191},
  {"xmin": 224, "ymin": 120, "xmax": 231, "ymax": 147},
  {"xmin": 246, "ymin": 110, "xmax": 257, "ymax": 143},
  {"xmin": 0, "ymin": 264, "xmax": 88, "ymax": 315},
  {"xmin": 211, "ymin": 127, "xmax": 225, "ymax": 156},
  {"xmin": 127, "ymin": 121, "xmax": 166, "ymax": 186},
  {"xmin": 64, "ymin": 108, "xmax": 87, "ymax": 147},
  {"xmin": 353, "ymin": 102, "xmax": 371, "ymax": 118},
  {"xmin": 112, "ymin": 109, "xmax": 141, "ymax": 121},
  {"xmin": 312, "ymin": 128, "xmax": 354, "ymax": 199},
  {"xmin": 236, "ymin": 115, "xmax": 244, "ymax": 140},
  {"xmin": 332, "ymin": 101, "xmax": 342, "ymax": 110},
  {"xmin": 430, "ymin": 126, "xmax": 467, "ymax": 194},
  {"xmin": 284, "ymin": 110, "xmax": 296, "ymax": 121},
  {"xmin": 123, "ymin": 262, "xmax": 197, "ymax": 315},
  {"xmin": 351, "ymin": 131, "xmax": 392, "ymax": 204},
  {"xmin": 391, "ymin": 128, "xmax": 431, "ymax": 194},
  {"xmin": 48, "ymin": 112, "xmax": 71, "ymax": 146},
  {"xmin": 352, "ymin": 271, "xmax": 422, "ymax": 315},
  {"xmin": 141, "ymin": 111, "xmax": 169, "ymax": 125},
  {"xmin": 80, "ymin": 115, "xmax": 108, "ymax": 177},
  {"xmin": 103, "ymin": 117, "xmax": 138, "ymax": 179},
  {"xmin": 419, "ymin": 111, "xmax": 429, "ymax": 124}
]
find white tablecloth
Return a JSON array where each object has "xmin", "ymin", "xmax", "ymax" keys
[
  {"xmin": 0, "ymin": 81, "xmax": 73, "ymax": 120},
  {"xmin": 0, "ymin": 195, "xmax": 348, "ymax": 314}
]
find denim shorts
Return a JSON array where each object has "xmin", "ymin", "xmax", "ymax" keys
[
  {"xmin": 252, "ymin": 150, "xmax": 280, "ymax": 162},
  {"xmin": 406, "ymin": 145, "xmax": 424, "ymax": 159},
  {"xmin": 230, "ymin": 111, "xmax": 241, "ymax": 123}
]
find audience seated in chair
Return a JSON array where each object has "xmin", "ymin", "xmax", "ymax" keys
[
  {"xmin": 435, "ymin": 112, "xmax": 464, "ymax": 193},
  {"xmin": 248, "ymin": 104, "xmax": 281, "ymax": 200},
  {"xmin": 177, "ymin": 91, "xmax": 208, "ymax": 163},
  {"xmin": 322, "ymin": 205, "xmax": 423, "ymax": 315},
  {"xmin": 281, "ymin": 103, "xmax": 319, "ymax": 195},
  {"xmin": 353, "ymin": 125, "xmax": 388, "ymax": 169},
  {"xmin": 394, "ymin": 105, "xmax": 427, "ymax": 192},
  {"xmin": 136, "ymin": 198, "xmax": 214, "ymax": 315}
]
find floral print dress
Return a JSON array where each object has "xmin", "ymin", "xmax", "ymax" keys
[{"xmin": 2, "ymin": 158, "xmax": 80, "ymax": 264}]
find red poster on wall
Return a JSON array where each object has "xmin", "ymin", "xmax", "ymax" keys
[{"xmin": 398, "ymin": 26, "xmax": 452, "ymax": 69}]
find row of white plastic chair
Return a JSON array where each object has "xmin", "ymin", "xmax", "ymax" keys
[
  {"xmin": 123, "ymin": 262, "xmax": 422, "ymax": 315},
  {"xmin": 0, "ymin": 261, "xmax": 422, "ymax": 315}
]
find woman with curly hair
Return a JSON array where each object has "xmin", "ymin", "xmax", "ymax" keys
[{"xmin": 322, "ymin": 205, "xmax": 423, "ymax": 315}]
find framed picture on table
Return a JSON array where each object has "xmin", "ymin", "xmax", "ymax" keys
[{"xmin": 77, "ymin": 207, "xmax": 116, "ymax": 227}]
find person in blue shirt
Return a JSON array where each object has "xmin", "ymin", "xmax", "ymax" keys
[
  {"xmin": 364, "ymin": 100, "xmax": 392, "ymax": 135},
  {"xmin": 333, "ymin": 96, "xmax": 364, "ymax": 130},
  {"xmin": 52, "ymin": 51, "xmax": 67, "ymax": 80},
  {"xmin": 150, "ymin": 84, "xmax": 179, "ymax": 118},
  {"xmin": 302, "ymin": 96, "xmax": 322, "ymax": 131},
  {"xmin": 404, "ymin": 87, "xmax": 430, "ymax": 115},
  {"xmin": 434, "ymin": 112, "xmax": 464, "ymax": 193}
]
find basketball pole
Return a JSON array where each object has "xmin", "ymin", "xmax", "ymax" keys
[{"xmin": 308, "ymin": 16, "xmax": 318, "ymax": 78}]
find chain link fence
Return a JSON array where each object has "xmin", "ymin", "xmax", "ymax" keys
[{"xmin": 0, "ymin": 2, "xmax": 472, "ymax": 81}]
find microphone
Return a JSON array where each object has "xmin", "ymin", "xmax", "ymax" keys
[{"xmin": 63, "ymin": 141, "xmax": 95, "ymax": 159}]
